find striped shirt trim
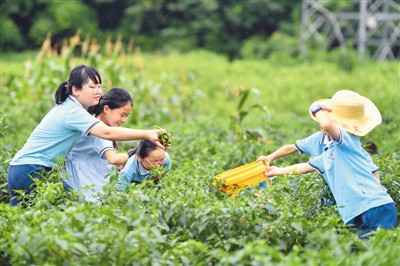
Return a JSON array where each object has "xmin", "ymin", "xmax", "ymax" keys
[
  {"xmin": 99, "ymin": 146, "xmax": 115, "ymax": 157},
  {"xmin": 308, "ymin": 161, "xmax": 324, "ymax": 175},
  {"xmin": 85, "ymin": 121, "xmax": 101, "ymax": 135},
  {"xmin": 294, "ymin": 143, "xmax": 304, "ymax": 154}
]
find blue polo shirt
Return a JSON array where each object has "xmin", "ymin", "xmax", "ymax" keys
[
  {"xmin": 308, "ymin": 128, "xmax": 393, "ymax": 223},
  {"xmin": 295, "ymin": 131, "xmax": 378, "ymax": 173},
  {"xmin": 117, "ymin": 153, "xmax": 171, "ymax": 191},
  {"xmin": 65, "ymin": 135, "xmax": 114, "ymax": 201},
  {"xmin": 11, "ymin": 96, "xmax": 100, "ymax": 168},
  {"xmin": 295, "ymin": 131, "xmax": 328, "ymax": 157}
]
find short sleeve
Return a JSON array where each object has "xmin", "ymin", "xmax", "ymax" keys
[
  {"xmin": 335, "ymin": 128, "xmax": 362, "ymax": 152},
  {"xmin": 117, "ymin": 155, "xmax": 137, "ymax": 191},
  {"xmin": 92, "ymin": 137, "xmax": 114, "ymax": 158},
  {"xmin": 294, "ymin": 132, "xmax": 322, "ymax": 156},
  {"xmin": 308, "ymin": 154, "xmax": 325, "ymax": 175},
  {"xmin": 64, "ymin": 106, "xmax": 101, "ymax": 136},
  {"xmin": 362, "ymin": 148, "xmax": 379, "ymax": 173}
]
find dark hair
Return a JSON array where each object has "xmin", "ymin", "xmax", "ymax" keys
[
  {"xmin": 128, "ymin": 140, "xmax": 164, "ymax": 158},
  {"xmin": 55, "ymin": 65, "xmax": 102, "ymax": 104},
  {"xmin": 364, "ymin": 141, "xmax": 378, "ymax": 155},
  {"xmin": 89, "ymin": 88, "xmax": 133, "ymax": 149},
  {"xmin": 88, "ymin": 88, "xmax": 133, "ymax": 116}
]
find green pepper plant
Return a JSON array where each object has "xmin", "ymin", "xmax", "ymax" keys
[
  {"xmin": 149, "ymin": 165, "xmax": 167, "ymax": 184},
  {"xmin": 155, "ymin": 126, "xmax": 172, "ymax": 148}
]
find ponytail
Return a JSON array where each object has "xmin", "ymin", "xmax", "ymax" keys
[
  {"xmin": 55, "ymin": 82, "xmax": 69, "ymax": 104},
  {"xmin": 127, "ymin": 147, "xmax": 139, "ymax": 158}
]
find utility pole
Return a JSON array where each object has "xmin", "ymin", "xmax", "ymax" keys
[{"xmin": 300, "ymin": 0, "xmax": 400, "ymax": 61}]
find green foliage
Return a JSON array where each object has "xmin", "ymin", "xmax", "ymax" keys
[
  {"xmin": 156, "ymin": 126, "xmax": 173, "ymax": 148},
  {"xmin": 0, "ymin": 17, "xmax": 24, "ymax": 51},
  {"xmin": 1, "ymin": 50, "xmax": 400, "ymax": 264},
  {"xmin": 29, "ymin": 1, "xmax": 98, "ymax": 46},
  {"xmin": 304, "ymin": 47, "xmax": 364, "ymax": 72},
  {"xmin": 1, "ymin": 0, "xmax": 301, "ymax": 58},
  {"xmin": 149, "ymin": 165, "xmax": 168, "ymax": 184},
  {"xmin": 229, "ymin": 87, "xmax": 270, "ymax": 140},
  {"xmin": 240, "ymin": 32, "xmax": 299, "ymax": 62},
  {"xmin": 326, "ymin": 47, "xmax": 361, "ymax": 72},
  {"xmin": 28, "ymin": 16, "xmax": 56, "ymax": 46}
]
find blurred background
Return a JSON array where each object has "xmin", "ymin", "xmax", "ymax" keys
[{"xmin": 1, "ymin": 0, "xmax": 399, "ymax": 60}]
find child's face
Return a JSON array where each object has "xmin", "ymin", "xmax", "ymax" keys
[
  {"xmin": 141, "ymin": 148, "xmax": 167, "ymax": 170},
  {"xmin": 102, "ymin": 103, "xmax": 132, "ymax": 127},
  {"xmin": 75, "ymin": 79, "xmax": 104, "ymax": 109}
]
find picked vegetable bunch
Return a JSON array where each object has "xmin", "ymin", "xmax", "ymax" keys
[
  {"xmin": 149, "ymin": 165, "xmax": 167, "ymax": 184},
  {"xmin": 155, "ymin": 126, "xmax": 172, "ymax": 148}
]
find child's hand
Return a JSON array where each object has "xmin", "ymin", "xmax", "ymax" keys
[
  {"xmin": 311, "ymin": 104, "xmax": 332, "ymax": 117},
  {"xmin": 148, "ymin": 129, "xmax": 164, "ymax": 141},
  {"xmin": 321, "ymin": 105, "xmax": 332, "ymax": 112},
  {"xmin": 257, "ymin": 155, "xmax": 273, "ymax": 167},
  {"xmin": 154, "ymin": 140, "xmax": 171, "ymax": 150},
  {"xmin": 264, "ymin": 166, "xmax": 279, "ymax": 177},
  {"xmin": 154, "ymin": 139, "xmax": 168, "ymax": 150},
  {"xmin": 157, "ymin": 127, "xmax": 172, "ymax": 148}
]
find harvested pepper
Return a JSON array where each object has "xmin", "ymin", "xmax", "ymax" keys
[{"xmin": 154, "ymin": 126, "xmax": 172, "ymax": 148}]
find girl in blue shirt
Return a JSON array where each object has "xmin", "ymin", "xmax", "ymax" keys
[
  {"xmin": 7, "ymin": 65, "xmax": 163, "ymax": 206},
  {"xmin": 117, "ymin": 139, "xmax": 171, "ymax": 191},
  {"xmin": 65, "ymin": 88, "xmax": 134, "ymax": 202},
  {"xmin": 264, "ymin": 90, "xmax": 397, "ymax": 238}
]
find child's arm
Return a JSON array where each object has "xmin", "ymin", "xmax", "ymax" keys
[
  {"xmin": 374, "ymin": 172, "xmax": 381, "ymax": 182},
  {"xmin": 264, "ymin": 163, "xmax": 315, "ymax": 177},
  {"xmin": 90, "ymin": 123, "xmax": 162, "ymax": 141},
  {"xmin": 116, "ymin": 156, "xmax": 136, "ymax": 191},
  {"xmin": 311, "ymin": 105, "xmax": 340, "ymax": 140},
  {"xmin": 104, "ymin": 150, "xmax": 129, "ymax": 165},
  {"xmin": 257, "ymin": 144, "xmax": 298, "ymax": 166}
]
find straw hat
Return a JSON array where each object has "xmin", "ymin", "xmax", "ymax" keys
[{"xmin": 309, "ymin": 90, "xmax": 382, "ymax": 136}]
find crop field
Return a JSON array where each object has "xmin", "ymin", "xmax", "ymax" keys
[{"xmin": 0, "ymin": 47, "xmax": 399, "ymax": 265}]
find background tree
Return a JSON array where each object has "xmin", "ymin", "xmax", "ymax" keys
[{"xmin": 0, "ymin": 0, "xmax": 319, "ymax": 59}]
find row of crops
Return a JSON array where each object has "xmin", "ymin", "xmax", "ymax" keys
[{"xmin": 1, "ymin": 47, "xmax": 399, "ymax": 264}]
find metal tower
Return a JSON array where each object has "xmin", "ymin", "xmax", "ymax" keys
[{"xmin": 300, "ymin": 0, "xmax": 400, "ymax": 60}]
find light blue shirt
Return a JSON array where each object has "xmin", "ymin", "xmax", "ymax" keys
[
  {"xmin": 296, "ymin": 131, "xmax": 378, "ymax": 173},
  {"xmin": 308, "ymin": 128, "xmax": 393, "ymax": 223},
  {"xmin": 117, "ymin": 153, "xmax": 171, "ymax": 191},
  {"xmin": 65, "ymin": 135, "xmax": 114, "ymax": 202},
  {"xmin": 11, "ymin": 96, "xmax": 100, "ymax": 168},
  {"xmin": 295, "ymin": 131, "xmax": 328, "ymax": 157}
]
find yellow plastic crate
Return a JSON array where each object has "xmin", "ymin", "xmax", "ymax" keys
[{"xmin": 213, "ymin": 161, "xmax": 270, "ymax": 195}]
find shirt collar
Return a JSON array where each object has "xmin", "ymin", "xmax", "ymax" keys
[
  {"xmin": 68, "ymin": 95, "xmax": 84, "ymax": 109},
  {"xmin": 136, "ymin": 160, "xmax": 150, "ymax": 175},
  {"xmin": 320, "ymin": 134, "xmax": 333, "ymax": 145},
  {"xmin": 321, "ymin": 134, "xmax": 333, "ymax": 151}
]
